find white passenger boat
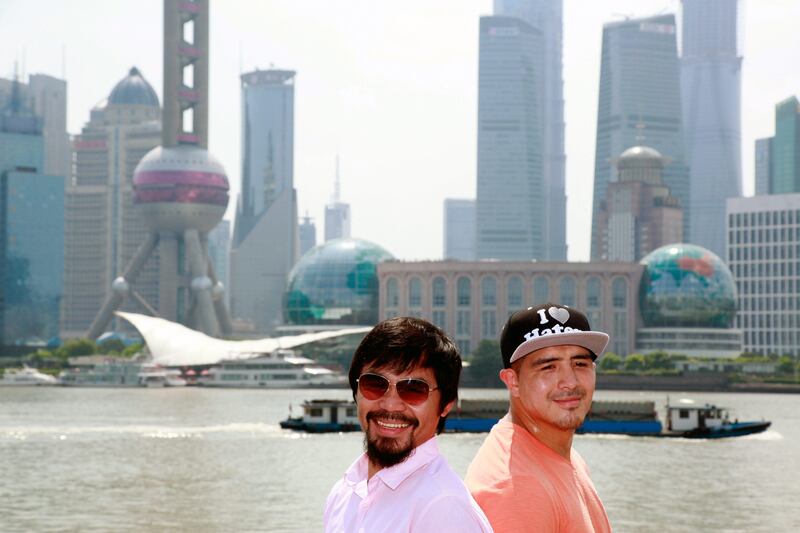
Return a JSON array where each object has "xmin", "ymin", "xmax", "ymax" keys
[
  {"xmin": 205, "ymin": 350, "xmax": 346, "ymax": 388},
  {"xmin": 0, "ymin": 366, "xmax": 58, "ymax": 386},
  {"xmin": 137, "ymin": 364, "xmax": 187, "ymax": 387}
]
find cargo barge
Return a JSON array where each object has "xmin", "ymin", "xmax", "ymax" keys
[{"xmin": 280, "ymin": 398, "xmax": 770, "ymax": 439}]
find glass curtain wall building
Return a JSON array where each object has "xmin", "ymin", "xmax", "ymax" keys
[
  {"xmin": 492, "ymin": 0, "xmax": 566, "ymax": 260},
  {"xmin": 231, "ymin": 69, "xmax": 298, "ymax": 333},
  {"xmin": 681, "ymin": 0, "xmax": 742, "ymax": 259},
  {"xmin": 591, "ymin": 15, "xmax": 690, "ymax": 259},
  {"xmin": 476, "ymin": 16, "xmax": 546, "ymax": 260},
  {"xmin": 0, "ymin": 83, "xmax": 64, "ymax": 345}
]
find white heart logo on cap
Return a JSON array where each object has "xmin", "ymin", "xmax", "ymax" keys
[{"xmin": 548, "ymin": 306, "xmax": 570, "ymax": 324}]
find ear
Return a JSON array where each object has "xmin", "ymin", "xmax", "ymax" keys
[
  {"xmin": 440, "ymin": 399, "xmax": 456, "ymax": 418},
  {"xmin": 499, "ymin": 368, "xmax": 520, "ymax": 398}
]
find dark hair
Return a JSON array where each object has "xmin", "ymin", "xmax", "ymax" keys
[{"xmin": 348, "ymin": 316, "xmax": 462, "ymax": 433}]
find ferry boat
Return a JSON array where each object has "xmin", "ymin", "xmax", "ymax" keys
[
  {"xmin": 59, "ymin": 357, "xmax": 143, "ymax": 387},
  {"xmin": 280, "ymin": 400, "xmax": 360, "ymax": 432},
  {"xmin": 205, "ymin": 350, "xmax": 346, "ymax": 388},
  {"xmin": 280, "ymin": 398, "xmax": 770, "ymax": 438},
  {"xmin": 0, "ymin": 366, "xmax": 58, "ymax": 386}
]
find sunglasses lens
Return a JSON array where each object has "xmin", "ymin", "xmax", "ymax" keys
[
  {"xmin": 396, "ymin": 379, "xmax": 430, "ymax": 405},
  {"xmin": 358, "ymin": 374, "xmax": 389, "ymax": 400}
]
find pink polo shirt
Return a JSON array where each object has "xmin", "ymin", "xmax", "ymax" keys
[{"xmin": 324, "ymin": 436, "xmax": 493, "ymax": 533}]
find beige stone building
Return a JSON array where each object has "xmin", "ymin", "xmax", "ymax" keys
[{"xmin": 378, "ymin": 260, "xmax": 644, "ymax": 356}]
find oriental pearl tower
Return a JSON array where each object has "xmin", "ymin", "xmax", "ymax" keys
[{"xmin": 88, "ymin": 0, "xmax": 233, "ymax": 338}]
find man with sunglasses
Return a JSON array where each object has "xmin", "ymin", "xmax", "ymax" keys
[
  {"xmin": 465, "ymin": 303, "xmax": 611, "ymax": 533},
  {"xmin": 324, "ymin": 317, "xmax": 492, "ymax": 532}
]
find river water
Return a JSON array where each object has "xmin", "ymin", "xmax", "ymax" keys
[{"xmin": 1, "ymin": 387, "xmax": 798, "ymax": 532}]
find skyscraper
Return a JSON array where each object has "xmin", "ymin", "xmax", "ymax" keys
[
  {"xmin": 770, "ymin": 96, "xmax": 800, "ymax": 194},
  {"xmin": 754, "ymin": 137, "xmax": 772, "ymax": 196},
  {"xmin": 298, "ymin": 214, "xmax": 316, "ymax": 257},
  {"xmin": 0, "ymin": 80, "xmax": 64, "ymax": 345},
  {"xmin": 591, "ymin": 15, "xmax": 690, "ymax": 259},
  {"xmin": 231, "ymin": 69, "xmax": 298, "ymax": 333},
  {"xmin": 0, "ymin": 73, "xmax": 69, "ymax": 178},
  {"xmin": 443, "ymin": 198, "xmax": 476, "ymax": 260},
  {"xmin": 61, "ymin": 68, "xmax": 162, "ymax": 337},
  {"xmin": 594, "ymin": 146, "xmax": 683, "ymax": 262},
  {"xmin": 476, "ymin": 15, "xmax": 546, "ymax": 260},
  {"xmin": 681, "ymin": 0, "xmax": 742, "ymax": 259},
  {"xmin": 493, "ymin": 0, "xmax": 566, "ymax": 260},
  {"xmin": 324, "ymin": 157, "xmax": 350, "ymax": 242}
]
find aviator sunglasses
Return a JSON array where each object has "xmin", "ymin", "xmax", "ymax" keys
[{"xmin": 357, "ymin": 373, "xmax": 438, "ymax": 406}]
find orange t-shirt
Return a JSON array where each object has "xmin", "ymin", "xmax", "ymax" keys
[{"xmin": 465, "ymin": 417, "xmax": 611, "ymax": 533}]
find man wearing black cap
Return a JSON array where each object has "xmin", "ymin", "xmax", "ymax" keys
[{"xmin": 465, "ymin": 303, "xmax": 611, "ymax": 533}]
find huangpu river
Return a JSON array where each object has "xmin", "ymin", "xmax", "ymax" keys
[{"xmin": 1, "ymin": 387, "xmax": 798, "ymax": 532}]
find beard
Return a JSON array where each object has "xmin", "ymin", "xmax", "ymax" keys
[
  {"xmin": 549, "ymin": 388, "xmax": 590, "ymax": 430},
  {"xmin": 364, "ymin": 410, "xmax": 420, "ymax": 469}
]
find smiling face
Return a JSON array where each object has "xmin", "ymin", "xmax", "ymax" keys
[
  {"xmin": 501, "ymin": 344, "xmax": 596, "ymax": 432},
  {"xmin": 357, "ymin": 364, "xmax": 454, "ymax": 472}
]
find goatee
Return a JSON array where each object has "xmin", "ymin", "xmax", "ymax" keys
[{"xmin": 364, "ymin": 411, "xmax": 419, "ymax": 469}]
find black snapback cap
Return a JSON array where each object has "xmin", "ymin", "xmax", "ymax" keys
[{"xmin": 500, "ymin": 303, "xmax": 610, "ymax": 368}]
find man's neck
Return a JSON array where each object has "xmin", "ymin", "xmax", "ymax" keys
[{"xmin": 509, "ymin": 405, "xmax": 575, "ymax": 459}]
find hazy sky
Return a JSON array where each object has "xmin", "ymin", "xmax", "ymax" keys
[{"xmin": 1, "ymin": 1, "xmax": 798, "ymax": 261}]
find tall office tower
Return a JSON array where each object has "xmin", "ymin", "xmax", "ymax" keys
[
  {"xmin": 207, "ymin": 219, "xmax": 231, "ymax": 307},
  {"xmin": 61, "ymin": 68, "xmax": 162, "ymax": 337},
  {"xmin": 768, "ymin": 97, "xmax": 800, "ymax": 194},
  {"xmin": 476, "ymin": 16, "xmax": 547, "ymax": 260},
  {"xmin": 443, "ymin": 198, "xmax": 476, "ymax": 260},
  {"xmin": 594, "ymin": 146, "xmax": 683, "ymax": 261},
  {"xmin": 87, "ymin": 0, "xmax": 233, "ymax": 339},
  {"xmin": 0, "ymin": 81, "xmax": 64, "ymax": 345},
  {"xmin": 324, "ymin": 157, "xmax": 350, "ymax": 242},
  {"xmin": 681, "ymin": 0, "xmax": 742, "ymax": 259},
  {"xmin": 298, "ymin": 214, "xmax": 316, "ymax": 257},
  {"xmin": 727, "ymin": 194, "xmax": 800, "ymax": 356},
  {"xmin": 755, "ymin": 137, "xmax": 772, "ymax": 196},
  {"xmin": 231, "ymin": 69, "xmax": 298, "ymax": 333},
  {"xmin": 0, "ymin": 73, "xmax": 69, "ymax": 177},
  {"xmin": 493, "ymin": 0, "xmax": 566, "ymax": 260},
  {"xmin": 591, "ymin": 15, "xmax": 690, "ymax": 259}
]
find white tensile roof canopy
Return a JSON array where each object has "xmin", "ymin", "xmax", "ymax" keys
[{"xmin": 117, "ymin": 312, "xmax": 370, "ymax": 366}]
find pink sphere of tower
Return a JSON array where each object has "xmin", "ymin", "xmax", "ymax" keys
[{"xmin": 133, "ymin": 145, "xmax": 229, "ymax": 233}]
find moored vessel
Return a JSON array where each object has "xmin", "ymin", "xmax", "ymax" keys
[{"xmin": 0, "ymin": 367, "xmax": 58, "ymax": 386}]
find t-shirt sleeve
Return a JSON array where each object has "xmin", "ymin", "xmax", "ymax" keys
[
  {"xmin": 471, "ymin": 478, "xmax": 560, "ymax": 533},
  {"xmin": 414, "ymin": 493, "xmax": 494, "ymax": 533}
]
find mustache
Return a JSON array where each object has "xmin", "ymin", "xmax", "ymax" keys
[
  {"xmin": 366, "ymin": 410, "xmax": 419, "ymax": 427},
  {"xmin": 550, "ymin": 387, "xmax": 587, "ymax": 401}
]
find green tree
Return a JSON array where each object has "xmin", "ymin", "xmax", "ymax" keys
[
  {"xmin": 777, "ymin": 356, "xmax": 795, "ymax": 375},
  {"xmin": 122, "ymin": 342, "xmax": 144, "ymax": 358},
  {"xmin": 467, "ymin": 340, "xmax": 504, "ymax": 387},
  {"xmin": 55, "ymin": 338, "xmax": 97, "ymax": 359},
  {"xmin": 598, "ymin": 352, "xmax": 622, "ymax": 372},
  {"xmin": 623, "ymin": 354, "xmax": 646, "ymax": 372},
  {"xmin": 99, "ymin": 338, "xmax": 126, "ymax": 354},
  {"xmin": 643, "ymin": 351, "xmax": 673, "ymax": 370}
]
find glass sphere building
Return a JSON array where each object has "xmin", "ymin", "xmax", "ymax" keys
[
  {"xmin": 639, "ymin": 243, "xmax": 737, "ymax": 328},
  {"xmin": 284, "ymin": 238, "xmax": 394, "ymax": 326}
]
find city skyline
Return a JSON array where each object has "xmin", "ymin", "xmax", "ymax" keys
[{"xmin": 1, "ymin": 0, "xmax": 798, "ymax": 260}]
